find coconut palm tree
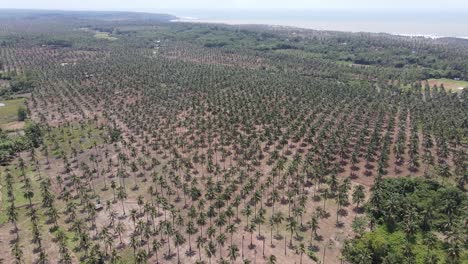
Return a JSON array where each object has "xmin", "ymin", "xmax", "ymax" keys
[
  {"xmin": 228, "ymin": 245, "xmax": 239, "ymax": 264},
  {"xmin": 117, "ymin": 186, "xmax": 127, "ymax": 216},
  {"xmin": 196, "ymin": 236, "xmax": 207, "ymax": 261},
  {"xmin": 298, "ymin": 243, "xmax": 306, "ymax": 264},
  {"xmin": 205, "ymin": 240, "xmax": 217, "ymax": 264},
  {"xmin": 135, "ymin": 249, "xmax": 148, "ymax": 264},
  {"xmin": 152, "ymin": 239, "xmax": 162, "ymax": 263},
  {"xmin": 352, "ymin": 184, "xmax": 366, "ymax": 212},
  {"xmin": 246, "ymin": 222, "xmax": 256, "ymax": 248},
  {"xmin": 11, "ymin": 241, "xmax": 24, "ymax": 264},
  {"xmin": 307, "ymin": 214, "xmax": 320, "ymax": 242},
  {"xmin": 186, "ymin": 220, "xmax": 197, "ymax": 254},
  {"xmin": 197, "ymin": 212, "xmax": 207, "ymax": 237},
  {"xmin": 7, "ymin": 202, "xmax": 19, "ymax": 240},
  {"xmin": 217, "ymin": 233, "xmax": 227, "ymax": 258},
  {"xmin": 286, "ymin": 217, "xmax": 297, "ymax": 247},
  {"xmin": 267, "ymin": 254, "xmax": 277, "ymax": 264},
  {"xmin": 272, "ymin": 212, "xmax": 284, "ymax": 237},
  {"xmin": 174, "ymin": 231, "xmax": 186, "ymax": 264},
  {"xmin": 115, "ymin": 222, "xmax": 126, "ymax": 245},
  {"xmin": 130, "ymin": 209, "xmax": 138, "ymax": 229}
]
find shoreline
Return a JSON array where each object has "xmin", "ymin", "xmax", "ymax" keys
[{"xmin": 171, "ymin": 18, "xmax": 468, "ymax": 40}]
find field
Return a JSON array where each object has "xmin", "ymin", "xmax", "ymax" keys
[
  {"xmin": 94, "ymin": 32, "xmax": 118, "ymax": 41},
  {"xmin": 427, "ymin": 78, "xmax": 468, "ymax": 92},
  {"xmin": 0, "ymin": 98, "xmax": 26, "ymax": 130},
  {"xmin": 0, "ymin": 10, "xmax": 466, "ymax": 264}
]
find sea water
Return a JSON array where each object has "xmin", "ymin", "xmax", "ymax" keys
[{"xmin": 160, "ymin": 8, "xmax": 468, "ymax": 38}]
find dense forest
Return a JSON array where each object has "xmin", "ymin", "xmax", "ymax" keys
[{"xmin": 0, "ymin": 10, "xmax": 466, "ymax": 264}]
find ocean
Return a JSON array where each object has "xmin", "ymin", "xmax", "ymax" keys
[{"xmin": 158, "ymin": 9, "xmax": 468, "ymax": 38}]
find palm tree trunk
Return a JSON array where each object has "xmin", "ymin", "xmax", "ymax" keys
[
  {"xmin": 176, "ymin": 245, "xmax": 180, "ymax": 264},
  {"xmin": 270, "ymin": 226, "xmax": 273, "ymax": 246},
  {"xmin": 167, "ymin": 237, "xmax": 171, "ymax": 255},
  {"xmin": 121, "ymin": 200, "xmax": 126, "ymax": 215},
  {"xmin": 284, "ymin": 237, "xmax": 287, "ymax": 256},
  {"xmin": 322, "ymin": 244, "xmax": 327, "ymax": 264},
  {"xmin": 290, "ymin": 231, "xmax": 293, "ymax": 247},
  {"xmin": 188, "ymin": 234, "xmax": 192, "ymax": 253},
  {"xmin": 241, "ymin": 235, "xmax": 244, "ymax": 258}
]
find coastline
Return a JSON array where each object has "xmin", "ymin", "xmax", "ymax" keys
[{"xmin": 171, "ymin": 17, "xmax": 468, "ymax": 40}]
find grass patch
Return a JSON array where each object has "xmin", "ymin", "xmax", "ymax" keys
[
  {"xmin": 118, "ymin": 247, "xmax": 136, "ymax": 263},
  {"xmin": 0, "ymin": 98, "xmax": 25, "ymax": 125},
  {"xmin": 94, "ymin": 32, "xmax": 118, "ymax": 41},
  {"xmin": 44, "ymin": 122, "xmax": 105, "ymax": 158},
  {"xmin": 273, "ymin": 49, "xmax": 322, "ymax": 60},
  {"xmin": 0, "ymin": 165, "xmax": 42, "ymax": 224},
  {"xmin": 336, "ymin": 60, "xmax": 354, "ymax": 66},
  {"xmin": 427, "ymin": 78, "xmax": 468, "ymax": 92}
]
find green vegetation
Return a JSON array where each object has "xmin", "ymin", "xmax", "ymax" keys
[
  {"xmin": 343, "ymin": 226, "xmax": 448, "ymax": 264},
  {"xmin": 0, "ymin": 129, "xmax": 26, "ymax": 162},
  {"xmin": 94, "ymin": 32, "xmax": 118, "ymax": 41},
  {"xmin": 0, "ymin": 122, "xmax": 43, "ymax": 162},
  {"xmin": 0, "ymin": 10, "xmax": 466, "ymax": 264},
  {"xmin": 24, "ymin": 122, "xmax": 42, "ymax": 148},
  {"xmin": 130, "ymin": 23, "xmax": 468, "ymax": 80},
  {"xmin": 0, "ymin": 166, "xmax": 41, "ymax": 223},
  {"xmin": 343, "ymin": 178, "xmax": 467, "ymax": 264},
  {"xmin": 0, "ymin": 98, "xmax": 26, "ymax": 125},
  {"xmin": 43, "ymin": 122, "xmax": 104, "ymax": 158},
  {"xmin": 17, "ymin": 106, "xmax": 27, "ymax": 121},
  {"xmin": 0, "ymin": 73, "xmax": 35, "ymax": 96},
  {"xmin": 427, "ymin": 78, "xmax": 468, "ymax": 92}
]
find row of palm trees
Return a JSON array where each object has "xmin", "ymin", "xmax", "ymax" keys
[
  {"xmin": 5, "ymin": 118, "xmax": 375, "ymax": 263},
  {"xmin": 2, "ymin": 17, "xmax": 466, "ymax": 264}
]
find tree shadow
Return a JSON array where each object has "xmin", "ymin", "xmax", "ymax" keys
[
  {"xmin": 116, "ymin": 243, "xmax": 126, "ymax": 250},
  {"xmin": 353, "ymin": 207, "xmax": 365, "ymax": 214},
  {"xmin": 163, "ymin": 252, "xmax": 176, "ymax": 260},
  {"xmin": 185, "ymin": 248, "xmax": 196, "ymax": 257},
  {"xmin": 294, "ymin": 234, "xmax": 304, "ymax": 242},
  {"xmin": 9, "ymin": 237, "xmax": 19, "ymax": 245},
  {"xmin": 308, "ymin": 244, "xmax": 320, "ymax": 252},
  {"xmin": 274, "ymin": 234, "xmax": 284, "ymax": 241},
  {"xmin": 335, "ymin": 222, "xmax": 345, "ymax": 228},
  {"xmin": 118, "ymin": 215, "xmax": 127, "ymax": 220},
  {"xmin": 338, "ymin": 208, "xmax": 348, "ymax": 217}
]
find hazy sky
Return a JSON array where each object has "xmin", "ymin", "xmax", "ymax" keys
[{"xmin": 1, "ymin": 0, "xmax": 468, "ymax": 11}]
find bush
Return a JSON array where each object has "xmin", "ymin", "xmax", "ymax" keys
[
  {"xmin": 0, "ymin": 129, "xmax": 28, "ymax": 162},
  {"xmin": 9, "ymin": 74, "xmax": 35, "ymax": 94},
  {"xmin": 343, "ymin": 178, "xmax": 467, "ymax": 264},
  {"xmin": 24, "ymin": 122, "xmax": 43, "ymax": 148},
  {"xmin": 17, "ymin": 107, "xmax": 27, "ymax": 121}
]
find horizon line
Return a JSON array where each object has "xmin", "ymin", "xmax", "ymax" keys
[{"xmin": 2, "ymin": 7, "xmax": 468, "ymax": 12}]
